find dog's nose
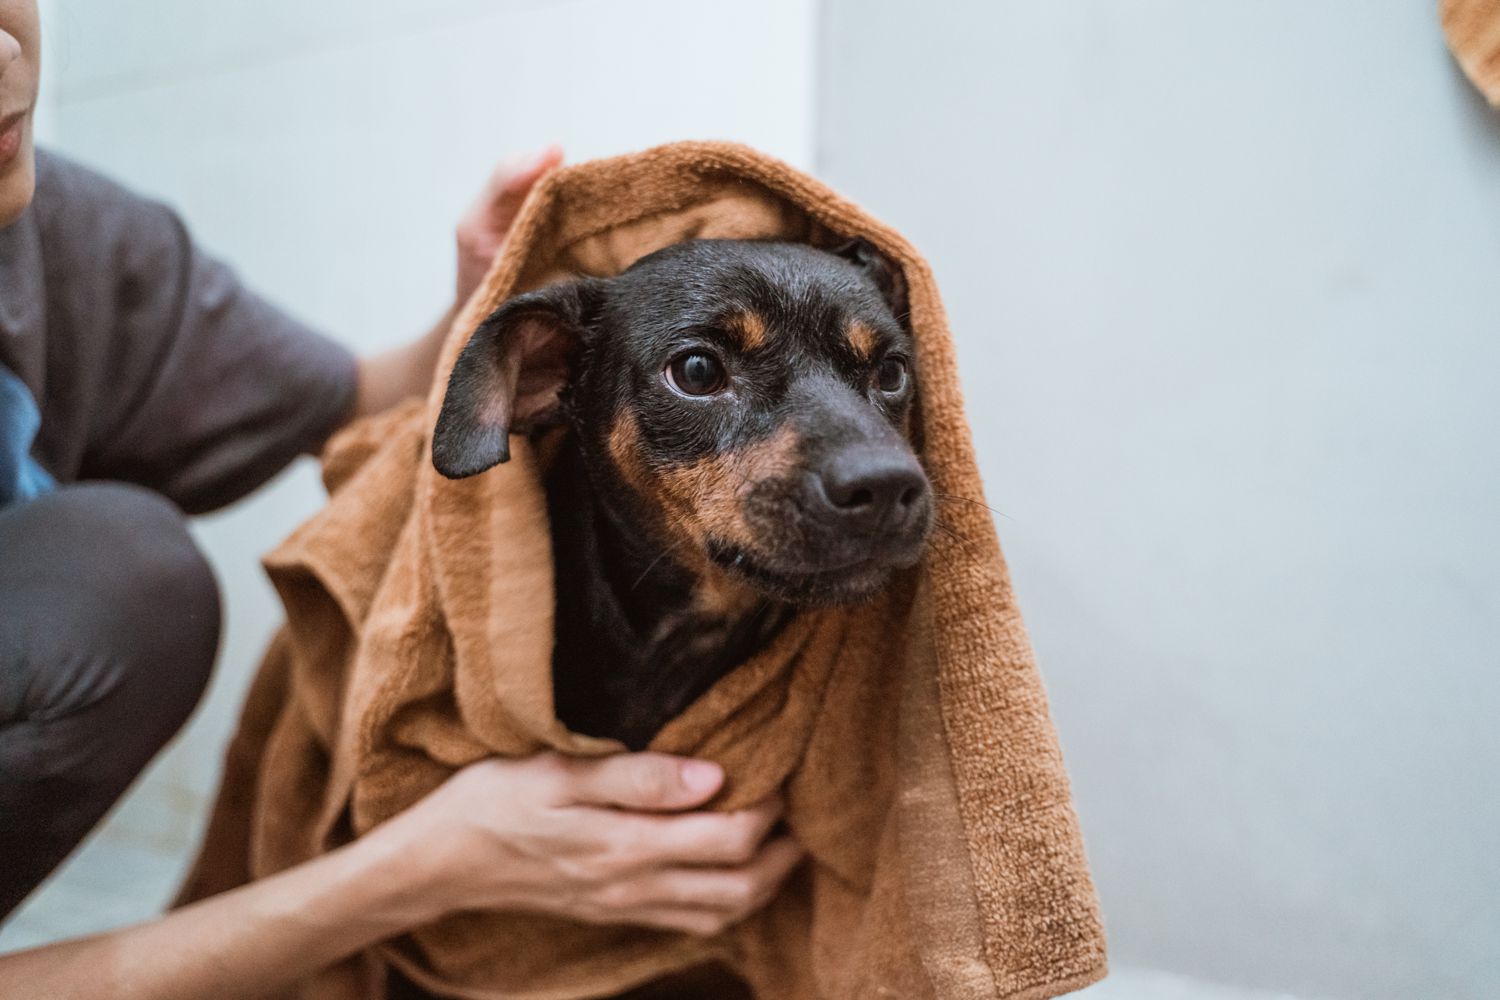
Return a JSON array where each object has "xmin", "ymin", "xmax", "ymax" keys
[{"xmin": 816, "ymin": 447, "xmax": 929, "ymax": 531}]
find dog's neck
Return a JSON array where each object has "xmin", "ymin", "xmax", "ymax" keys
[{"xmin": 545, "ymin": 438, "xmax": 788, "ymax": 750}]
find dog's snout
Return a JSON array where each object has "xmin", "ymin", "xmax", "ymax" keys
[{"xmin": 816, "ymin": 447, "xmax": 929, "ymax": 531}]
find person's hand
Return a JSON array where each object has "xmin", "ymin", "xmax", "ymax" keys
[
  {"xmin": 454, "ymin": 145, "xmax": 565, "ymax": 306},
  {"xmin": 377, "ymin": 752, "xmax": 804, "ymax": 937}
]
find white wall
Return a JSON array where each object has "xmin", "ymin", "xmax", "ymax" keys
[
  {"xmin": 6, "ymin": 0, "xmax": 815, "ymax": 940},
  {"xmin": 817, "ymin": 2, "xmax": 1500, "ymax": 999}
]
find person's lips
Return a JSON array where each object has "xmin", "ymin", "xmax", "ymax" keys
[{"xmin": 0, "ymin": 110, "xmax": 29, "ymax": 167}]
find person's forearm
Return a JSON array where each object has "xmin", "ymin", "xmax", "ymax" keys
[
  {"xmin": 0, "ymin": 821, "xmax": 444, "ymax": 1000},
  {"xmin": 349, "ymin": 306, "xmax": 457, "ymax": 422},
  {"xmin": 0, "ymin": 754, "xmax": 799, "ymax": 999}
]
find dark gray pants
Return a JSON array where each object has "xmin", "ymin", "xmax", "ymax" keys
[{"xmin": 0, "ymin": 483, "xmax": 220, "ymax": 919}]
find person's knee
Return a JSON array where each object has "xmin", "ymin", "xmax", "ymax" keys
[
  {"xmin": 0, "ymin": 484, "xmax": 220, "ymax": 894},
  {"xmin": 100, "ymin": 484, "xmax": 219, "ymax": 641},
  {"xmin": 7, "ymin": 483, "xmax": 221, "ymax": 729},
  {"xmin": 87, "ymin": 483, "xmax": 220, "ymax": 723}
]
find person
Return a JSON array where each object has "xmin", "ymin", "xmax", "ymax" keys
[{"xmin": 0, "ymin": 3, "xmax": 802, "ymax": 996}]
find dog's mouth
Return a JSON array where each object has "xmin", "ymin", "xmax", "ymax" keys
[{"xmin": 706, "ymin": 539, "xmax": 915, "ymax": 606}]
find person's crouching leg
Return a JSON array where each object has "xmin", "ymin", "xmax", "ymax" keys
[{"xmin": 0, "ymin": 483, "xmax": 220, "ymax": 919}]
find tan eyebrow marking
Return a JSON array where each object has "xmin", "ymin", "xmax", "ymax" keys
[
  {"xmin": 845, "ymin": 320, "xmax": 877, "ymax": 358},
  {"xmin": 726, "ymin": 310, "xmax": 769, "ymax": 352}
]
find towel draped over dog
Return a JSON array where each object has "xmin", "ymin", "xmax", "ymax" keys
[{"xmin": 179, "ymin": 141, "xmax": 1107, "ymax": 999}]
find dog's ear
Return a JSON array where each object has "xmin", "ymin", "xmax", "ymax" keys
[
  {"xmin": 432, "ymin": 279, "xmax": 601, "ymax": 479},
  {"xmin": 833, "ymin": 236, "xmax": 908, "ymax": 324}
]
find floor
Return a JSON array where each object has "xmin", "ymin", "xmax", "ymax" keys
[{"xmin": 0, "ymin": 749, "xmax": 202, "ymax": 953}]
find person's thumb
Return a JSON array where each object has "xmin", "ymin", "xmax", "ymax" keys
[{"xmin": 562, "ymin": 753, "xmax": 723, "ymax": 811}]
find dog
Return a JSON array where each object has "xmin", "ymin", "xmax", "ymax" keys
[{"xmin": 431, "ymin": 238, "xmax": 933, "ymax": 750}]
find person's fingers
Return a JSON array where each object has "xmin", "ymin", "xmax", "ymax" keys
[
  {"xmin": 477, "ymin": 144, "xmax": 562, "ymax": 227},
  {"xmin": 606, "ymin": 795, "xmax": 785, "ymax": 867},
  {"xmin": 604, "ymin": 834, "xmax": 805, "ymax": 918},
  {"xmin": 534, "ymin": 796, "xmax": 782, "ymax": 883},
  {"xmin": 559, "ymin": 753, "xmax": 724, "ymax": 811},
  {"xmin": 596, "ymin": 906, "xmax": 732, "ymax": 938},
  {"xmin": 495, "ymin": 144, "xmax": 563, "ymax": 194}
]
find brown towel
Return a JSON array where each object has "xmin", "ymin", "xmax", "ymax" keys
[
  {"xmin": 179, "ymin": 141, "xmax": 1107, "ymax": 1000},
  {"xmin": 1443, "ymin": 0, "xmax": 1500, "ymax": 103}
]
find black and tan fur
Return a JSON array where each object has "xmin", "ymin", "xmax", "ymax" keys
[{"xmin": 432, "ymin": 238, "xmax": 932, "ymax": 749}]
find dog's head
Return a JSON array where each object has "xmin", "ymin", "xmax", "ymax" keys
[{"xmin": 433, "ymin": 238, "xmax": 932, "ymax": 605}]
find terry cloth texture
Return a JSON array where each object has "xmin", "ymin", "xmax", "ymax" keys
[
  {"xmin": 178, "ymin": 141, "xmax": 1107, "ymax": 1000},
  {"xmin": 1442, "ymin": 0, "xmax": 1500, "ymax": 104}
]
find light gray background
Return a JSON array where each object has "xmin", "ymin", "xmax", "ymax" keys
[{"xmin": 6, "ymin": 3, "xmax": 1497, "ymax": 998}]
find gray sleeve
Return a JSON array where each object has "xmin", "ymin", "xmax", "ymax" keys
[{"xmin": 74, "ymin": 187, "xmax": 358, "ymax": 514}]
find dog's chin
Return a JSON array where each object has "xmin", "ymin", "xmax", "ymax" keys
[{"xmin": 706, "ymin": 541, "xmax": 921, "ymax": 607}]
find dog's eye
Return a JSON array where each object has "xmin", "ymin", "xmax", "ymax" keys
[
  {"xmin": 666, "ymin": 351, "xmax": 728, "ymax": 396},
  {"xmin": 876, "ymin": 355, "xmax": 909, "ymax": 394}
]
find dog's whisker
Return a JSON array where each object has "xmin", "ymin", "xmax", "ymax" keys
[
  {"xmin": 628, "ymin": 531, "xmax": 699, "ymax": 592},
  {"xmin": 931, "ymin": 523, "xmax": 969, "ymax": 555},
  {"xmin": 932, "ymin": 492, "xmax": 1010, "ymax": 520},
  {"xmin": 930, "ymin": 516, "xmax": 983, "ymax": 560},
  {"xmin": 628, "ymin": 550, "xmax": 673, "ymax": 592}
]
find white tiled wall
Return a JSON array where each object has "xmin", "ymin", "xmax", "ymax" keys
[{"xmin": 3, "ymin": 0, "xmax": 816, "ymax": 947}]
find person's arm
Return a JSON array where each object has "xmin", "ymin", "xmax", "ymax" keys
[
  {"xmin": 46, "ymin": 145, "xmax": 562, "ymax": 513},
  {"xmin": 0, "ymin": 752, "xmax": 802, "ymax": 1000},
  {"xmin": 349, "ymin": 303, "xmax": 457, "ymax": 422},
  {"xmin": 349, "ymin": 146, "xmax": 564, "ymax": 422}
]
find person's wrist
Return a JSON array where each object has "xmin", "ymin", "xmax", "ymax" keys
[{"xmin": 356, "ymin": 805, "xmax": 482, "ymax": 926}]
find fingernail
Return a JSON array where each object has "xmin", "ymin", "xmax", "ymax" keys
[{"xmin": 679, "ymin": 760, "xmax": 722, "ymax": 795}]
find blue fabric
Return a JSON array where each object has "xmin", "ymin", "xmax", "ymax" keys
[{"xmin": 0, "ymin": 364, "xmax": 54, "ymax": 507}]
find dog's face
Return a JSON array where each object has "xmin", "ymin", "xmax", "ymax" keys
[{"xmin": 433, "ymin": 238, "xmax": 933, "ymax": 605}]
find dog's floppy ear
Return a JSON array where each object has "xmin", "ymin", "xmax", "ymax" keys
[
  {"xmin": 432, "ymin": 279, "xmax": 601, "ymax": 479},
  {"xmin": 833, "ymin": 236, "xmax": 908, "ymax": 324}
]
